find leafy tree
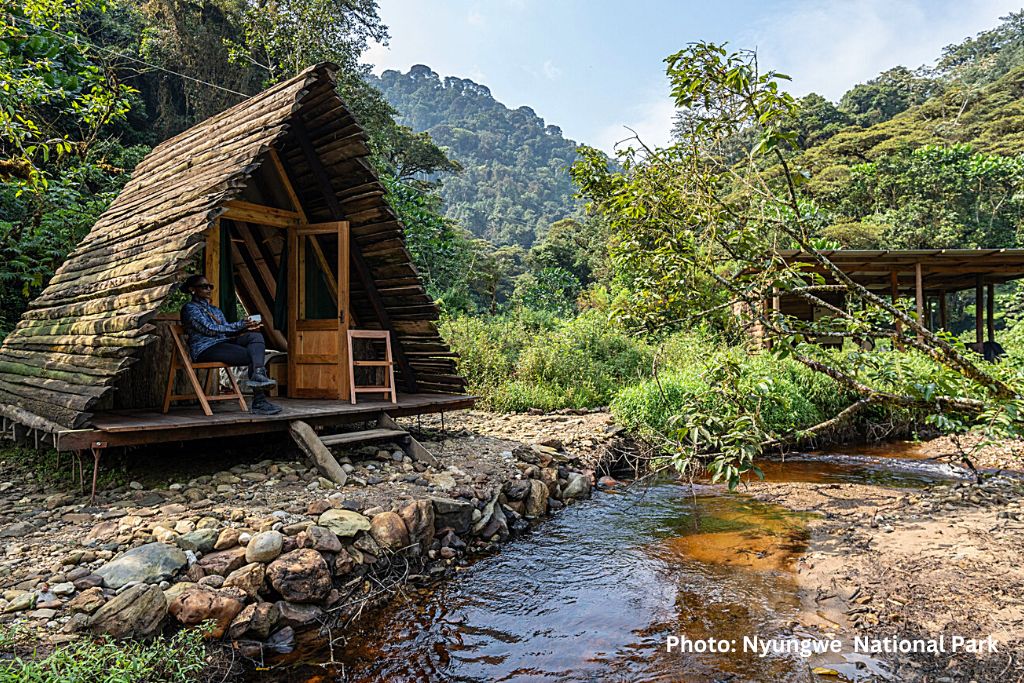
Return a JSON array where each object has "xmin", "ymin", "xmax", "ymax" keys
[
  {"xmin": 0, "ymin": 1, "xmax": 142, "ymax": 335},
  {"xmin": 511, "ymin": 267, "xmax": 581, "ymax": 317},
  {"xmin": 835, "ymin": 144, "xmax": 1024, "ymax": 248},
  {"xmin": 573, "ymin": 42, "xmax": 1024, "ymax": 487},
  {"xmin": 527, "ymin": 217, "xmax": 609, "ymax": 287},
  {"xmin": 838, "ymin": 66, "xmax": 936, "ymax": 127}
]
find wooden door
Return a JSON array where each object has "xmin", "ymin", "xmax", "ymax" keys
[{"xmin": 287, "ymin": 221, "xmax": 349, "ymax": 399}]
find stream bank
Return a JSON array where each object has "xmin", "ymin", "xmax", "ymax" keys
[
  {"xmin": 0, "ymin": 410, "xmax": 624, "ymax": 678},
  {"xmin": 1, "ymin": 412, "xmax": 1022, "ymax": 682}
]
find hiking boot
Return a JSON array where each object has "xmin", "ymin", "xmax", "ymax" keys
[
  {"xmin": 250, "ymin": 393, "xmax": 282, "ymax": 416},
  {"xmin": 247, "ymin": 368, "xmax": 277, "ymax": 390}
]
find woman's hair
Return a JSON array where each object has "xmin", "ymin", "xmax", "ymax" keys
[{"xmin": 180, "ymin": 274, "xmax": 206, "ymax": 293}]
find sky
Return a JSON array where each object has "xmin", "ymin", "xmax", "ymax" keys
[{"xmin": 364, "ymin": 0, "xmax": 1024, "ymax": 153}]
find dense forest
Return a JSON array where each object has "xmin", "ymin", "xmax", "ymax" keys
[{"xmin": 370, "ymin": 65, "xmax": 581, "ymax": 248}]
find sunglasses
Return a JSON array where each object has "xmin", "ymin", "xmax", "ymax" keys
[{"xmin": 195, "ymin": 283, "xmax": 214, "ymax": 290}]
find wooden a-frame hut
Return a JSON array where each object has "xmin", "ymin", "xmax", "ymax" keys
[{"xmin": 0, "ymin": 63, "xmax": 473, "ymax": 468}]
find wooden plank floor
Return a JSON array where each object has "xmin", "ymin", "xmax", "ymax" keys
[{"xmin": 56, "ymin": 394, "xmax": 475, "ymax": 451}]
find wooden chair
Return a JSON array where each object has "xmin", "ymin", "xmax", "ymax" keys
[
  {"xmin": 163, "ymin": 324, "xmax": 248, "ymax": 416},
  {"xmin": 347, "ymin": 329, "xmax": 397, "ymax": 404}
]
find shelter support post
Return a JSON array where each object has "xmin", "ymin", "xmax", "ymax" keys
[
  {"xmin": 976, "ymin": 276, "xmax": 984, "ymax": 347},
  {"xmin": 915, "ymin": 262, "xmax": 924, "ymax": 342},
  {"xmin": 890, "ymin": 271, "xmax": 902, "ymax": 340},
  {"xmin": 205, "ymin": 219, "xmax": 221, "ymax": 308},
  {"xmin": 987, "ymin": 283, "xmax": 996, "ymax": 343},
  {"xmin": 939, "ymin": 290, "xmax": 947, "ymax": 331},
  {"xmin": 89, "ymin": 442, "xmax": 106, "ymax": 504}
]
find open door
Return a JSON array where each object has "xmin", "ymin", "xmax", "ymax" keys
[{"xmin": 287, "ymin": 221, "xmax": 349, "ymax": 399}]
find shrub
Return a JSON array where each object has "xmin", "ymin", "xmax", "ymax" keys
[{"xmin": 442, "ymin": 309, "xmax": 653, "ymax": 411}]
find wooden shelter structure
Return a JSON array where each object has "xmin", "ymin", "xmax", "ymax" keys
[
  {"xmin": 771, "ymin": 248, "xmax": 1024, "ymax": 346},
  {"xmin": 0, "ymin": 63, "xmax": 473, "ymax": 480}
]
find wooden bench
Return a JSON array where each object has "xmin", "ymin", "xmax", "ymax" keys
[{"xmin": 162, "ymin": 324, "xmax": 248, "ymax": 416}]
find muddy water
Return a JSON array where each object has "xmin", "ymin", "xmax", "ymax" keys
[{"xmin": 299, "ymin": 448, "xmax": 964, "ymax": 682}]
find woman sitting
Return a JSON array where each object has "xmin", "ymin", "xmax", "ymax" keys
[{"xmin": 179, "ymin": 274, "xmax": 282, "ymax": 416}]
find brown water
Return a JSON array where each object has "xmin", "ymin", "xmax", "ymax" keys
[{"xmin": 275, "ymin": 448, "xmax": 966, "ymax": 682}]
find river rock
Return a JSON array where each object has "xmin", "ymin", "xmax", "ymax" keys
[
  {"xmin": 503, "ymin": 480, "xmax": 531, "ymax": 501},
  {"xmin": 198, "ymin": 546, "xmax": 247, "ymax": 576},
  {"xmin": 168, "ymin": 587, "xmax": 245, "ymax": 638},
  {"xmin": 176, "ymin": 528, "xmax": 219, "ymax": 554},
  {"xmin": 228, "ymin": 601, "xmax": 279, "ymax": 640},
  {"xmin": 95, "ymin": 542, "xmax": 187, "ymax": 589},
  {"xmin": 0, "ymin": 521, "xmax": 36, "ymax": 538},
  {"xmin": 245, "ymin": 531, "xmax": 284, "ymax": 563},
  {"xmin": 297, "ymin": 525, "xmax": 341, "ymax": 553},
  {"xmin": 399, "ymin": 500, "xmax": 435, "ymax": 551},
  {"xmin": 223, "ymin": 562, "xmax": 265, "ymax": 600},
  {"xmin": 562, "ymin": 472, "xmax": 591, "ymax": 500},
  {"xmin": 68, "ymin": 587, "xmax": 106, "ymax": 615},
  {"xmin": 267, "ymin": 549, "xmax": 331, "ymax": 603},
  {"xmin": 214, "ymin": 527, "xmax": 241, "ymax": 550},
  {"xmin": 318, "ymin": 509, "xmax": 370, "ymax": 538},
  {"xmin": 430, "ymin": 497, "xmax": 474, "ymax": 534},
  {"xmin": 370, "ymin": 512, "xmax": 410, "ymax": 551},
  {"xmin": 88, "ymin": 584, "xmax": 167, "ymax": 639},
  {"xmin": 3, "ymin": 592, "xmax": 34, "ymax": 613},
  {"xmin": 275, "ymin": 600, "xmax": 324, "ymax": 629},
  {"xmin": 525, "ymin": 480, "xmax": 549, "ymax": 518}
]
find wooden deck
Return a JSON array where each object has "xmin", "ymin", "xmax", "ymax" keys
[{"xmin": 55, "ymin": 394, "xmax": 475, "ymax": 451}]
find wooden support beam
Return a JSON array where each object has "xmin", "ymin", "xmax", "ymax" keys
[
  {"xmin": 915, "ymin": 262, "xmax": 924, "ymax": 342},
  {"xmin": 222, "ymin": 200, "xmax": 302, "ymax": 228},
  {"xmin": 891, "ymin": 271, "xmax": 902, "ymax": 338},
  {"xmin": 976, "ymin": 276, "xmax": 984, "ymax": 346},
  {"xmin": 288, "ymin": 420, "xmax": 347, "ymax": 485},
  {"xmin": 205, "ymin": 220, "xmax": 221, "ymax": 308},
  {"xmin": 267, "ymin": 148, "xmax": 308, "ymax": 223},
  {"xmin": 290, "ymin": 118, "xmax": 418, "ymax": 392},
  {"xmin": 939, "ymin": 290, "xmax": 948, "ymax": 331},
  {"xmin": 987, "ymin": 283, "xmax": 996, "ymax": 343}
]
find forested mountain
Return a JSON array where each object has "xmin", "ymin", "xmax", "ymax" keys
[
  {"xmin": 765, "ymin": 12, "xmax": 1024, "ymax": 251},
  {"xmin": 369, "ymin": 65, "xmax": 581, "ymax": 247}
]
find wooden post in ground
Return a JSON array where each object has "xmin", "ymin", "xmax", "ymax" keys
[
  {"xmin": 915, "ymin": 262, "xmax": 924, "ymax": 342},
  {"xmin": 891, "ymin": 271, "xmax": 902, "ymax": 346},
  {"xmin": 976, "ymin": 276, "xmax": 985, "ymax": 347},
  {"xmin": 938, "ymin": 290, "xmax": 948, "ymax": 331},
  {"xmin": 987, "ymin": 283, "xmax": 996, "ymax": 343}
]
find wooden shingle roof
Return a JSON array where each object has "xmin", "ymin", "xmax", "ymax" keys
[{"xmin": 0, "ymin": 64, "xmax": 462, "ymax": 431}]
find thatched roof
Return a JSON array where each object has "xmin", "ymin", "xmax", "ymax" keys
[{"xmin": 0, "ymin": 63, "xmax": 462, "ymax": 431}]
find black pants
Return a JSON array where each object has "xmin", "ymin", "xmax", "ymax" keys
[{"xmin": 196, "ymin": 332, "xmax": 266, "ymax": 379}]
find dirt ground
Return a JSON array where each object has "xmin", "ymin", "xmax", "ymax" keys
[{"xmin": 748, "ymin": 469, "xmax": 1024, "ymax": 682}]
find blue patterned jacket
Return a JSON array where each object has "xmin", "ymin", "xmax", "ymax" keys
[{"xmin": 180, "ymin": 300, "xmax": 247, "ymax": 360}]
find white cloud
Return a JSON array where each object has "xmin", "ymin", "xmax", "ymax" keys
[
  {"xmin": 542, "ymin": 60, "xmax": 562, "ymax": 80},
  {"xmin": 594, "ymin": 90, "xmax": 676, "ymax": 155},
  {"xmin": 747, "ymin": 0, "xmax": 1023, "ymax": 100}
]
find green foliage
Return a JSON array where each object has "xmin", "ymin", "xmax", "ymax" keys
[
  {"xmin": 442, "ymin": 310, "xmax": 653, "ymax": 411},
  {"xmin": 371, "ymin": 65, "xmax": 583, "ymax": 247},
  {"xmin": 511, "ymin": 267, "xmax": 580, "ymax": 317},
  {"xmin": 832, "ymin": 144, "xmax": 1024, "ymax": 249},
  {"xmin": 0, "ymin": 626, "xmax": 210, "ymax": 682}
]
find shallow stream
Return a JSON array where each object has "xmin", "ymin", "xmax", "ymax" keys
[{"xmin": 291, "ymin": 445, "xmax": 970, "ymax": 682}]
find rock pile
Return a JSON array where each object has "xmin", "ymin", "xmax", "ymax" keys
[{"xmin": 0, "ymin": 441, "xmax": 595, "ymax": 656}]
